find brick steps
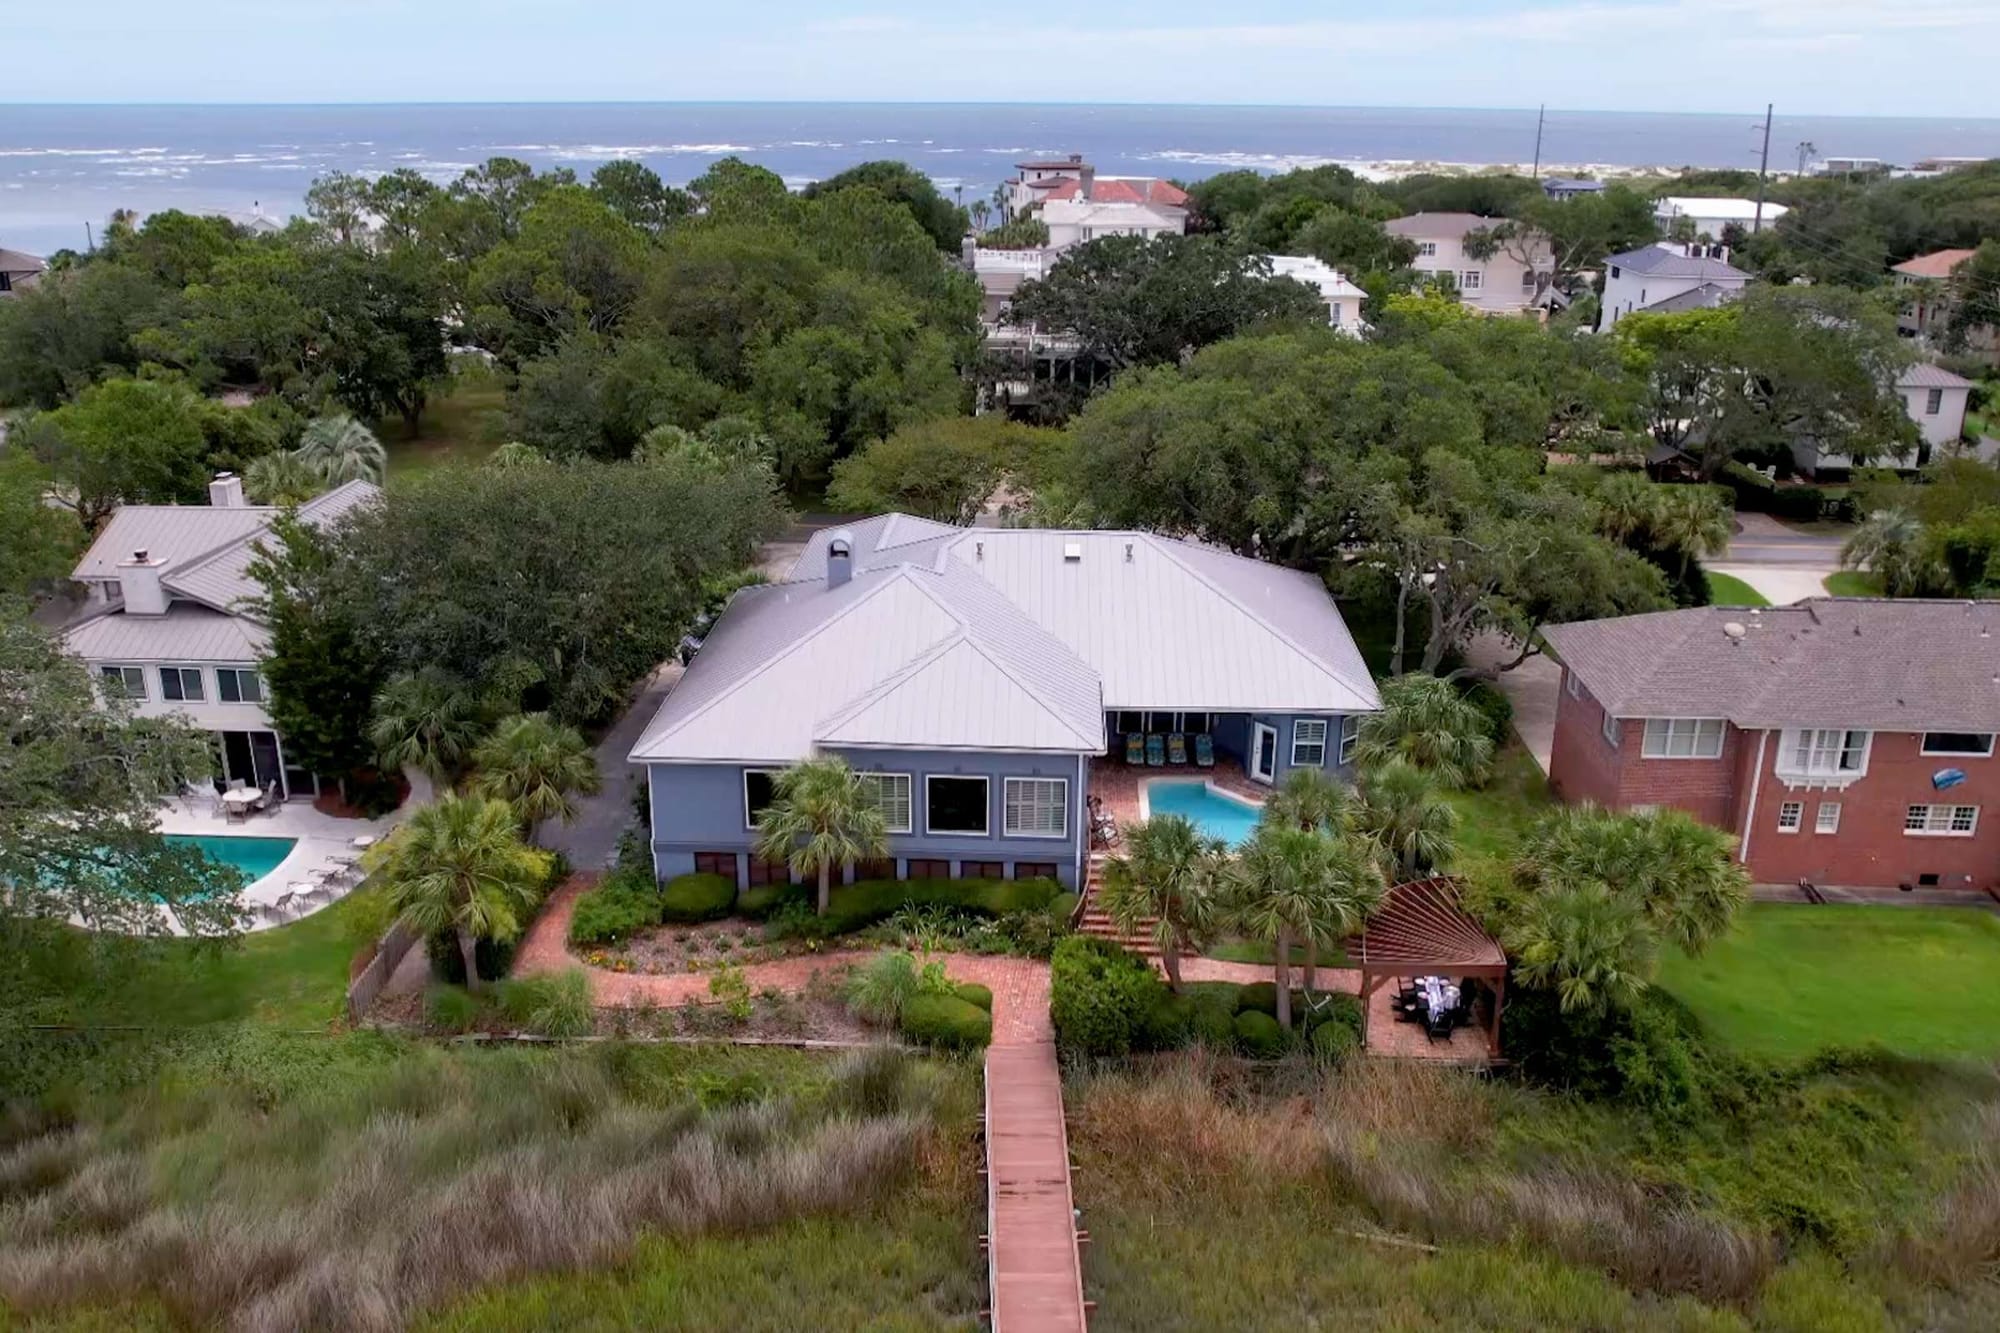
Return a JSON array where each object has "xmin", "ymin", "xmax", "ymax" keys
[{"xmin": 1073, "ymin": 854, "xmax": 1162, "ymax": 959}]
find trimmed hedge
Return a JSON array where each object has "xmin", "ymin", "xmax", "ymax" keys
[
  {"xmin": 954, "ymin": 982, "xmax": 994, "ymax": 1012},
  {"xmin": 1310, "ymin": 1018, "xmax": 1360, "ymax": 1067},
  {"xmin": 740, "ymin": 875, "xmax": 1062, "ymax": 935},
  {"xmin": 900, "ymin": 993, "xmax": 992, "ymax": 1050},
  {"xmin": 1048, "ymin": 891, "xmax": 1080, "ymax": 923},
  {"xmin": 1233, "ymin": 1010, "xmax": 1286, "ymax": 1058},
  {"xmin": 1235, "ymin": 982, "xmax": 1278, "ymax": 1015},
  {"xmin": 1050, "ymin": 936, "xmax": 1167, "ymax": 1056},
  {"xmin": 660, "ymin": 871, "xmax": 737, "ymax": 923},
  {"xmin": 567, "ymin": 875, "xmax": 661, "ymax": 947}
]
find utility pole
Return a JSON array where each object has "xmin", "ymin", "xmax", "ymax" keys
[
  {"xmin": 1530, "ymin": 104, "xmax": 1546, "ymax": 179},
  {"xmin": 84, "ymin": 220, "xmax": 94, "ymax": 253},
  {"xmin": 1753, "ymin": 103, "xmax": 1773, "ymax": 233}
]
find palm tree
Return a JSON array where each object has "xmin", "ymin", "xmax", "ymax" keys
[
  {"xmin": 1099, "ymin": 814, "xmax": 1227, "ymax": 990},
  {"xmin": 486, "ymin": 441, "xmax": 546, "ymax": 469},
  {"xmin": 370, "ymin": 793, "xmax": 546, "ymax": 993},
  {"xmin": 1503, "ymin": 880, "xmax": 1655, "ymax": 1015},
  {"xmin": 1354, "ymin": 674, "xmax": 1496, "ymax": 790},
  {"xmin": 371, "ymin": 669, "xmax": 488, "ymax": 787},
  {"xmin": 471, "ymin": 712, "xmax": 602, "ymax": 845},
  {"xmin": 1263, "ymin": 767, "xmax": 1353, "ymax": 833},
  {"xmin": 1356, "ymin": 760, "xmax": 1459, "ymax": 880},
  {"xmin": 1231, "ymin": 825, "xmax": 1385, "ymax": 1029},
  {"xmin": 752, "ymin": 756, "xmax": 890, "ymax": 915},
  {"xmin": 1649, "ymin": 486, "xmax": 1732, "ymax": 582},
  {"xmin": 970, "ymin": 200, "xmax": 991, "ymax": 231},
  {"xmin": 1516, "ymin": 804, "xmax": 1745, "ymax": 959},
  {"xmin": 243, "ymin": 450, "xmax": 321, "ymax": 505},
  {"xmin": 296, "ymin": 414, "xmax": 387, "ymax": 485},
  {"xmin": 1841, "ymin": 507, "xmax": 1941, "ymax": 597},
  {"xmin": 1592, "ymin": 472, "xmax": 1661, "ymax": 546}
]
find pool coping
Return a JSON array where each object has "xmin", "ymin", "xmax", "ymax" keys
[
  {"xmin": 168, "ymin": 832, "xmax": 306, "ymax": 900},
  {"xmin": 1136, "ymin": 775, "xmax": 1266, "ymax": 827}
]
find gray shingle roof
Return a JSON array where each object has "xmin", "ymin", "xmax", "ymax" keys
[
  {"xmin": 1545, "ymin": 599, "xmax": 2000, "ymax": 732},
  {"xmin": 1638, "ymin": 282, "xmax": 1739, "ymax": 316},
  {"xmin": 634, "ymin": 513, "xmax": 1381, "ymax": 764},
  {"xmin": 1606, "ymin": 245, "xmax": 1750, "ymax": 282}
]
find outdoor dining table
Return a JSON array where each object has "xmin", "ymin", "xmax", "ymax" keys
[
  {"xmin": 1415, "ymin": 975, "xmax": 1461, "ymax": 1017},
  {"xmin": 220, "ymin": 787, "xmax": 262, "ymax": 820}
]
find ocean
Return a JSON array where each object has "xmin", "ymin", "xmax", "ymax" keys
[{"xmin": 4, "ymin": 102, "xmax": 1999, "ymax": 257}]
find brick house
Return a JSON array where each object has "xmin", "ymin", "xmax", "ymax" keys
[{"xmin": 1544, "ymin": 600, "xmax": 2000, "ymax": 893}]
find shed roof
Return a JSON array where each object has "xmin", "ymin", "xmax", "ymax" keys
[
  {"xmin": 1545, "ymin": 599, "xmax": 2000, "ymax": 732},
  {"xmin": 1897, "ymin": 362, "xmax": 1974, "ymax": 390}
]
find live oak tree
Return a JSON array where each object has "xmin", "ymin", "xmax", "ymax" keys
[
  {"xmin": 0, "ymin": 453, "xmax": 83, "ymax": 594},
  {"xmin": 26, "ymin": 377, "xmax": 211, "ymax": 529},
  {"xmin": 802, "ymin": 160, "xmax": 970, "ymax": 253},
  {"xmin": 826, "ymin": 416, "xmax": 1056, "ymax": 524}
]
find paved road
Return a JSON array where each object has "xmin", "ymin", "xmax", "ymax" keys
[{"xmin": 1720, "ymin": 512, "xmax": 1846, "ymax": 570}]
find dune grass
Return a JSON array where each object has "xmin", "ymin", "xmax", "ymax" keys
[
  {"xmin": 1658, "ymin": 904, "xmax": 2000, "ymax": 1059},
  {"xmin": 1706, "ymin": 572, "xmax": 1771, "ymax": 606},
  {"xmin": 0, "ymin": 1043, "xmax": 979, "ymax": 1332}
]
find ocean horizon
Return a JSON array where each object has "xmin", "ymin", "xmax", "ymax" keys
[{"xmin": 5, "ymin": 101, "xmax": 1999, "ymax": 257}]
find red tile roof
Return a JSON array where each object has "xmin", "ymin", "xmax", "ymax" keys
[
  {"xmin": 1892, "ymin": 248, "xmax": 1976, "ymax": 279},
  {"xmin": 1033, "ymin": 176, "xmax": 1188, "ymax": 207}
]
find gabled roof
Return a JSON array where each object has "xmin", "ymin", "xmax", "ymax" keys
[
  {"xmin": 62, "ymin": 603, "xmax": 268, "ymax": 663},
  {"xmin": 633, "ymin": 514, "xmax": 1381, "ymax": 765},
  {"xmin": 1637, "ymin": 282, "xmax": 1739, "ymax": 315},
  {"xmin": 1267, "ymin": 255, "xmax": 1366, "ymax": 301},
  {"xmin": 1892, "ymin": 249, "xmax": 1976, "ymax": 280},
  {"xmin": 1, "ymin": 247, "xmax": 47, "ymax": 275},
  {"xmin": 1545, "ymin": 599, "xmax": 2000, "ymax": 733},
  {"xmin": 1898, "ymin": 362, "xmax": 1974, "ymax": 390},
  {"xmin": 1382, "ymin": 212, "xmax": 1499, "ymax": 239},
  {"xmin": 1606, "ymin": 244, "xmax": 1751, "ymax": 282}
]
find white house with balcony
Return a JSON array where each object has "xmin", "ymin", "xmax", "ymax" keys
[
  {"xmin": 1596, "ymin": 243, "xmax": 1753, "ymax": 332},
  {"xmin": 1381, "ymin": 213, "xmax": 1550, "ymax": 315},
  {"xmin": 1266, "ymin": 256, "xmax": 1367, "ymax": 335},
  {"xmin": 63, "ymin": 473, "xmax": 380, "ymax": 800}
]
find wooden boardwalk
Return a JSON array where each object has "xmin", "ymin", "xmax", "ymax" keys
[{"xmin": 985, "ymin": 1039, "xmax": 1088, "ymax": 1332}]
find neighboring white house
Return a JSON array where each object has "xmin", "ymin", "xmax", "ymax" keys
[
  {"xmin": 1381, "ymin": 213, "xmax": 1550, "ymax": 315},
  {"xmin": 1652, "ymin": 196, "xmax": 1787, "ymax": 238},
  {"xmin": 1040, "ymin": 198, "xmax": 1185, "ymax": 250},
  {"xmin": 63, "ymin": 474, "xmax": 380, "ymax": 800},
  {"xmin": 1596, "ymin": 243, "xmax": 1753, "ymax": 332},
  {"xmin": 1002, "ymin": 156, "xmax": 1189, "ymax": 231},
  {"xmin": 1266, "ymin": 256, "xmax": 1367, "ymax": 335},
  {"xmin": 1791, "ymin": 362, "xmax": 1990, "ymax": 476}
]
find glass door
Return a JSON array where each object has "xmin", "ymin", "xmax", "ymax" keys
[{"xmin": 1251, "ymin": 723, "xmax": 1278, "ymax": 784}]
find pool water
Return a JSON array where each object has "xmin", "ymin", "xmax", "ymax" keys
[
  {"xmin": 165, "ymin": 834, "xmax": 297, "ymax": 887},
  {"xmin": 1142, "ymin": 780, "xmax": 1265, "ymax": 848}
]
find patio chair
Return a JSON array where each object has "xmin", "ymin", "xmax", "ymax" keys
[
  {"xmin": 1167, "ymin": 733, "xmax": 1188, "ymax": 765},
  {"xmin": 1124, "ymin": 733, "xmax": 1145, "ymax": 765},
  {"xmin": 1145, "ymin": 734, "xmax": 1166, "ymax": 766},
  {"xmin": 1193, "ymin": 734, "xmax": 1215, "ymax": 768},
  {"xmin": 260, "ymin": 780, "xmax": 281, "ymax": 813}
]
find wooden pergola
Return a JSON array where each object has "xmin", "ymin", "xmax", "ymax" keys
[{"xmin": 1350, "ymin": 877, "xmax": 1509, "ymax": 1058}]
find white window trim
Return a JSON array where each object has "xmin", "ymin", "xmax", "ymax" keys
[
  {"xmin": 216, "ymin": 667, "xmax": 264, "ymax": 704},
  {"xmin": 1776, "ymin": 801, "xmax": 1803, "ymax": 833},
  {"xmin": 159, "ymin": 665, "xmax": 206, "ymax": 703},
  {"xmin": 1290, "ymin": 718, "xmax": 1329, "ymax": 768},
  {"xmin": 1904, "ymin": 803, "xmax": 1980, "ymax": 837},
  {"xmin": 1566, "ymin": 671, "xmax": 1581, "ymax": 701},
  {"xmin": 1640, "ymin": 718, "xmax": 1726, "ymax": 760},
  {"xmin": 1002, "ymin": 776, "xmax": 1069, "ymax": 839},
  {"xmin": 1460, "ymin": 269, "xmax": 1483, "ymax": 291},
  {"xmin": 1920, "ymin": 732, "xmax": 1996, "ymax": 758},
  {"xmin": 99, "ymin": 664, "xmax": 147, "ymax": 700},
  {"xmin": 1602, "ymin": 710, "xmax": 1621, "ymax": 748},
  {"xmin": 1339, "ymin": 715, "xmax": 1360, "ymax": 766},
  {"xmin": 858, "ymin": 771, "xmax": 913, "ymax": 835},
  {"xmin": 1774, "ymin": 727, "xmax": 1872, "ymax": 785},
  {"xmin": 1815, "ymin": 802, "xmax": 1841, "ymax": 835},
  {"xmin": 741, "ymin": 767, "xmax": 782, "ymax": 830},
  {"xmin": 925, "ymin": 774, "xmax": 991, "ymax": 837}
]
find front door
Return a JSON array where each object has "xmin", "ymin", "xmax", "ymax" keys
[{"xmin": 1250, "ymin": 723, "xmax": 1278, "ymax": 785}]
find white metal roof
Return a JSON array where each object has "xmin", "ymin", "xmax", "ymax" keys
[
  {"xmin": 73, "ymin": 506, "xmax": 274, "ymax": 587},
  {"xmin": 631, "ymin": 514, "xmax": 1379, "ymax": 765},
  {"xmin": 1654, "ymin": 196, "xmax": 1789, "ymax": 223},
  {"xmin": 1266, "ymin": 255, "xmax": 1366, "ymax": 301},
  {"xmin": 63, "ymin": 604, "xmax": 268, "ymax": 664}
]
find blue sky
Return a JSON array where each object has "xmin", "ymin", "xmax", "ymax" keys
[{"xmin": 6, "ymin": 1, "xmax": 1998, "ymax": 117}]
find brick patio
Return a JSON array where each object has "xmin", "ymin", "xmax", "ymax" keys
[{"xmin": 1088, "ymin": 754, "xmax": 1267, "ymax": 834}]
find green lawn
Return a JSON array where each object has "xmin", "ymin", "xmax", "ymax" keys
[
  {"xmin": 1443, "ymin": 743, "xmax": 1552, "ymax": 876},
  {"xmin": 1705, "ymin": 571, "xmax": 1770, "ymax": 606},
  {"xmin": 1823, "ymin": 570, "xmax": 1883, "ymax": 597},
  {"xmin": 1659, "ymin": 903, "xmax": 2000, "ymax": 1059},
  {"xmin": 376, "ymin": 363, "xmax": 508, "ymax": 479}
]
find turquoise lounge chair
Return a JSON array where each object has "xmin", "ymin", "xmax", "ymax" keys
[
  {"xmin": 1167, "ymin": 733, "xmax": 1188, "ymax": 765},
  {"xmin": 1145, "ymin": 734, "xmax": 1166, "ymax": 766},
  {"xmin": 1125, "ymin": 732, "xmax": 1145, "ymax": 765},
  {"xmin": 1193, "ymin": 734, "xmax": 1215, "ymax": 768}
]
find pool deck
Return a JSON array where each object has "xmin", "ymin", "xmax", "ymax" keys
[
  {"xmin": 154, "ymin": 789, "xmax": 415, "ymax": 930},
  {"xmin": 1089, "ymin": 755, "xmax": 1266, "ymax": 834}
]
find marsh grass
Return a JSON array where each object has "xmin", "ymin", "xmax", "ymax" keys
[{"xmin": 0, "ymin": 1043, "xmax": 967, "ymax": 1331}]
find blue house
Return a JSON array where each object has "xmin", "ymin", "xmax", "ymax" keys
[{"xmin": 629, "ymin": 514, "xmax": 1381, "ymax": 890}]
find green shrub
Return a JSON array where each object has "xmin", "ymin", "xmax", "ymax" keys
[
  {"xmin": 899, "ymin": 993, "xmax": 992, "ymax": 1050},
  {"xmin": 1235, "ymin": 981, "xmax": 1278, "ymax": 1015},
  {"xmin": 1305, "ymin": 991, "xmax": 1364, "ymax": 1036},
  {"xmin": 1142, "ymin": 992, "xmax": 1194, "ymax": 1050},
  {"xmin": 707, "ymin": 962, "xmax": 752, "ymax": 1021},
  {"xmin": 1310, "ymin": 1018, "xmax": 1360, "ymax": 1067},
  {"xmin": 425, "ymin": 931, "xmax": 516, "ymax": 986},
  {"xmin": 567, "ymin": 875, "xmax": 660, "ymax": 947},
  {"xmin": 1233, "ymin": 1009, "xmax": 1286, "ymax": 1058},
  {"xmin": 847, "ymin": 950, "xmax": 922, "ymax": 1025},
  {"xmin": 425, "ymin": 985, "xmax": 483, "ymax": 1033},
  {"xmin": 660, "ymin": 871, "xmax": 737, "ymax": 923},
  {"xmin": 1461, "ymin": 680, "xmax": 1514, "ymax": 747},
  {"xmin": 1050, "ymin": 937, "xmax": 1168, "ymax": 1056},
  {"xmin": 954, "ymin": 982, "xmax": 994, "ymax": 1012},
  {"xmin": 1188, "ymin": 989, "xmax": 1239, "ymax": 1048},
  {"xmin": 1048, "ymin": 891, "xmax": 1079, "ymax": 922},
  {"xmin": 737, "ymin": 879, "xmax": 809, "ymax": 919},
  {"xmin": 493, "ymin": 970, "xmax": 595, "ymax": 1038}
]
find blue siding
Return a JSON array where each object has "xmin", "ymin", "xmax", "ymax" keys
[
  {"xmin": 1246, "ymin": 712, "xmax": 1359, "ymax": 786},
  {"xmin": 646, "ymin": 750, "xmax": 1090, "ymax": 889}
]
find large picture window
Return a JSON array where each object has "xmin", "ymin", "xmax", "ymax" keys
[
  {"xmin": 159, "ymin": 666, "xmax": 205, "ymax": 703},
  {"xmin": 742, "ymin": 768, "xmax": 780, "ymax": 827},
  {"xmin": 1641, "ymin": 718, "xmax": 1725, "ymax": 759},
  {"xmin": 857, "ymin": 772, "xmax": 913, "ymax": 833},
  {"xmin": 1905, "ymin": 804, "xmax": 1979, "ymax": 836},
  {"xmin": 1291, "ymin": 719, "xmax": 1329, "ymax": 767},
  {"xmin": 1781, "ymin": 728, "xmax": 1869, "ymax": 778},
  {"xmin": 1003, "ymin": 777, "xmax": 1068, "ymax": 838},
  {"xmin": 1921, "ymin": 732, "xmax": 1995, "ymax": 757},
  {"xmin": 926, "ymin": 775, "xmax": 989, "ymax": 836}
]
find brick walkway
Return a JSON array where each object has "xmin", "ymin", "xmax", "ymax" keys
[{"xmin": 515, "ymin": 876, "xmax": 1086, "ymax": 1330}]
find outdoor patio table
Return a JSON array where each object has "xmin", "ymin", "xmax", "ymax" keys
[
  {"xmin": 349, "ymin": 835, "xmax": 376, "ymax": 850},
  {"xmin": 220, "ymin": 788, "xmax": 262, "ymax": 819}
]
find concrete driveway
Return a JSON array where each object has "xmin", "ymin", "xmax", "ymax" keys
[
  {"xmin": 1711, "ymin": 512, "xmax": 1849, "ymax": 605},
  {"xmin": 1462, "ymin": 633, "xmax": 1558, "ymax": 773}
]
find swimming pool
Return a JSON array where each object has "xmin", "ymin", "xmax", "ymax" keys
[
  {"xmin": 165, "ymin": 834, "xmax": 298, "ymax": 887},
  {"xmin": 1140, "ymin": 779, "xmax": 1265, "ymax": 848}
]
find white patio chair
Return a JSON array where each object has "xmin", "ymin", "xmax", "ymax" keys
[{"xmin": 271, "ymin": 891, "xmax": 298, "ymax": 918}]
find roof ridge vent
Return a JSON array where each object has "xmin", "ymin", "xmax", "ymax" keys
[{"xmin": 1062, "ymin": 541, "xmax": 1082, "ymax": 562}]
